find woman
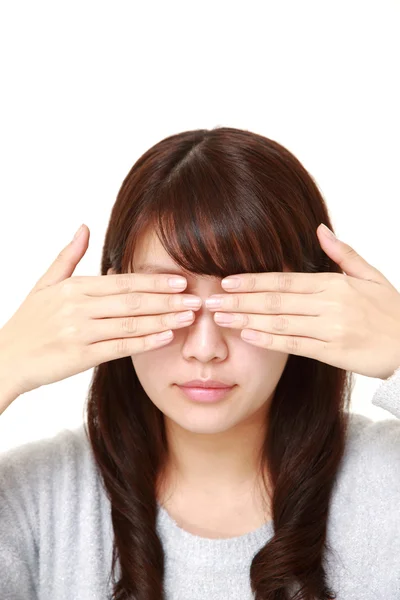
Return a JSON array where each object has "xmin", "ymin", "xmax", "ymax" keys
[{"xmin": 0, "ymin": 126, "xmax": 399, "ymax": 599}]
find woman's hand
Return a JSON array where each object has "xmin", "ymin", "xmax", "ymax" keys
[
  {"xmin": 0, "ymin": 224, "xmax": 200, "ymax": 399},
  {"xmin": 205, "ymin": 224, "xmax": 400, "ymax": 380}
]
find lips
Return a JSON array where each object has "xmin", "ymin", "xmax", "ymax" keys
[{"xmin": 179, "ymin": 379, "xmax": 234, "ymax": 389}]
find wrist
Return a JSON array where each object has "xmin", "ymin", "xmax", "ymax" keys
[
  {"xmin": 0, "ymin": 336, "xmax": 23, "ymax": 415},
  {"xmin": 0, "ymin": 374, "xmax": 21, "ymax": 415}
]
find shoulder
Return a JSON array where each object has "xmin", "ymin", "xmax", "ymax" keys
[
  {"xmin": 332, "ymin": 411, "xmax": 400, "ymax": 552},
  {"xmin": 0, "ymin": 426, "xmax": 113, "ymax": 597},
  {"xmin": 0, "ymin": 425, "xmax": 96, "ymax": 568},
  {"xmin": 0, "ymin": 425, "xmax": 106, "ymax": 545},
  {"xmin": 346, "ymin": 411, "xmax": 400, "ymax": 476},
  {"xmin": 336, "ymin": 410, "xmax": 400, "ymax": 503},
  {"xmin": 0, "ymin": 425, "xmax": 96, "ymax": 501},
  {"xmin": 330, "ymin": 410, "xmax": 400, "ymax": 531}
]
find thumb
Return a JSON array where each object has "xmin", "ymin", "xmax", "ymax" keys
[
  {"xmin": 317, "ymin": 223, "xmax": 390, "ymax": 286},
  {"xmin": 33, "ymin": 224, "xmax": 90, "ymax": 291}
]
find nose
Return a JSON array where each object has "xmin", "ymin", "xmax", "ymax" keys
[{"xmin": 179, "ymin": 301, "xmax": 232, "ymax": 363}]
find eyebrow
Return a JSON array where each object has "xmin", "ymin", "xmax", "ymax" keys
[{"xmin": 135, "ymin": 263, "xmax": 192, "ymax": 277}]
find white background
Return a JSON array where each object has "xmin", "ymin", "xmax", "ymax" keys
[{"xmin": 0, "ymin": 0, "xmax": 399, "ymax": 452}]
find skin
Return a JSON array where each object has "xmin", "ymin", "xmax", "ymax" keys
[{"xmin": 108, "ymin": 228, "xmax": 290, "ymax": 536}]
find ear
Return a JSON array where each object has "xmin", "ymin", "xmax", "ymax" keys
[{"xmin": 107, "ymin": 268, "xmax": 116, "ymax": 275}]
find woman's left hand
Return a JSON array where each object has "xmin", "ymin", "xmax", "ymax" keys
[{"xmin": 205, "ymin": 224, "xmax": 400, "ymax": 380}]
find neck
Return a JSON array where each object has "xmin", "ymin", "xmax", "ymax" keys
[{"xmin": 157, "ymin": 402, "xmax": 271, "ymax": 503}]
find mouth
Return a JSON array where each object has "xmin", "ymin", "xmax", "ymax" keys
[
  {"xmin": 175, "ymin": 383, "xmax": 236, "ymax": 403},
  {"xmin": 179, "ymin": 380, "xmax": 235, "ymax": 389}
]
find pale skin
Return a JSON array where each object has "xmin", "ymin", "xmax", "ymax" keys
[{"xmin": 108, "ymin": 228, "xmax": 290, "ymax": 538}]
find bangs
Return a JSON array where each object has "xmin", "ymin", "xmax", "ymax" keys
[{"xmin": 126, "ymin": 158, "xmax": 289, "ymax": 279}]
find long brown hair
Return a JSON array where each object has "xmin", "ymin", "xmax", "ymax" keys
[{"xmin": 84, "ymin": 126, "xmax": 353, "ymax": 599}]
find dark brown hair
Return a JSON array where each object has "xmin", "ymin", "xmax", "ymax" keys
[{"xmin": 84, "ymin": 126, "xmax": 354, "ymax": 599}]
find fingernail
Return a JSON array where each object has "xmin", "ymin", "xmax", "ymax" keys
[
  {"xmin": 205, "ymin": 297, "xmax": 222, "ymax": 308},
  {"xmin": 320, "ymin": 223, "xmax": 336, "ymax": 240},
  {"xmin": 183, "ymin": 297, "xmax": 202, "ymax": 307},
  {"xmin": 73, "ymin": 224, "xmax": 85, "ymax": 240},
  {"xmin": 221, "ymin": 277, "xmax": 240, "ymax": 288},
  {"xmin": 168, "ymin": 277, "xmax": 187, "ymax": 288}
]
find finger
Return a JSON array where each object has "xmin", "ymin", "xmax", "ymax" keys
[
  {"xmin": 87, "ymin": 328, "xmax": 176, "ymax": 363},
  {"xmin": 206, "ymin": 291, "xmax": 323, "ymax": 316},
  {"xmin": 214, "ymin": 312, "xmax": 330, "ymax": 341},
  {"xmin": 316, "ymin": 226, "xmax": 393, "ymax": 286},
  {"xmin": 34, "ymin": 224, "xmax": 90, "ymax": 291},
  {"xmin": 85, "ymin": 290, "xmax": 202, "ymax": 319},
  {"xmin": 221, "ymin": 271, "xmax": 334, "ymax": 293},
  {"xmin": 76, "ymin": 272, "xmax": 188, "ymax": 296},
  {"xmin": 240, "ymin": 328, "xmax": 329, "ymax": 361},
  {"xmin": 85, "ymin": 310, "xmax": 195, "ymax": 344}
]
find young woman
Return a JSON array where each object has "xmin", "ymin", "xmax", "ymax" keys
[{"xmin": 0, "ymin": 126, "xmax": 399, "ymax": 599}]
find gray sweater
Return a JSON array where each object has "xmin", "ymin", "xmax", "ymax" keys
[{"xmin": 1, "ymin": 367, "xmax": 400, "ymax": 599}]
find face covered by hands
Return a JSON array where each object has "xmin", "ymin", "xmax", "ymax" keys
[{"xmin": 204, "ymin": 224, "xmax": 400, "ymax": 381}]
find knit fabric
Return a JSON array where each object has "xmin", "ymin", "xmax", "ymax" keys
[{"xmin": 1, "ymin": 366, "xmax": 400, "ymax": 599}]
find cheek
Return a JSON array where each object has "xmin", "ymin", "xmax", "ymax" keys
[
  {"xmin": 234, "ymin": 339, "xmax": 270, "ymax": 364},
  {"xmin": 236, "ymin": 342, "xmax": 290, "ymax": 376},
  {"xmin": 131, "ymin": 349, "xmax": 175, "ymax": 383}
]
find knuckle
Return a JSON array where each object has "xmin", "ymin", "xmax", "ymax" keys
[
  {"xmin": 331, "ymin": 319, "xmax": 345, "ymax": 338},
  {"xmin": 265, "ymin": 292, "xmax": 282, "ymax": 311},
  {"xmin": 343, "ymin": 246, "xmax": 358, "ymax": 260},
  {"xmin": 61, "ymin": 322, "xmax": 80, "ymax": 339},
  {"xmin": 114, "ymin": 337, "xmax": 129, "ymax": 356},
  {"xmin": 121, "ymin": 316, "xmax": 139, "ymax": 334},
  {"xmin": 247, "ymin": 275, "xmax": 257, "ymax": 292},
  {"xmin": 231, "ymin": 295, "xmax": 240, "ymax": 310},
  {"xmin": 60, "ymin": 300, "xmax": 79, "ymax": 320},
  {"xmin": 116, "ymin": 274, "xmax": 136, "ymax": 292},
  {"xmin": 160, "ymin": 313, "xmax": 170, "ymax": 328},
  {"xmin": 125, "ymin": 292, "xmax": 142, "ymax": 309},
  {"xmin": 273, "ymin": 315, "xmax": 289, "ymax": 331},
  {"xmin": 55, "ymin": 249, "xmax": 68, "ymax": 264},
  {"xmin": 242, "ymin": 313, "xmax": 250, "ymax": 327},
  {"xmin": 143, "ymin": 335, "xmax": 153, "ymax": 351},
  {"xmin": 286, "ymin": 336, "xmax": 301, "ymax": 353},
  {"xmin": 60, "ymin": 279, "xmax": 78, "ymax": 299},
  {"xmin": 275, "ymin": 273, "xmax": 292, "ymax": 292}
]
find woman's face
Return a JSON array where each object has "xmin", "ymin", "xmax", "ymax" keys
[{"xmin": 108, "ymin": 229, "xmax": 290, "ymax": 435}]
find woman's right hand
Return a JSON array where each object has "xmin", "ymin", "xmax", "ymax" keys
[{"xmin": 0, "ymin": 224, "xmax": 201, "ymax": 398}]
